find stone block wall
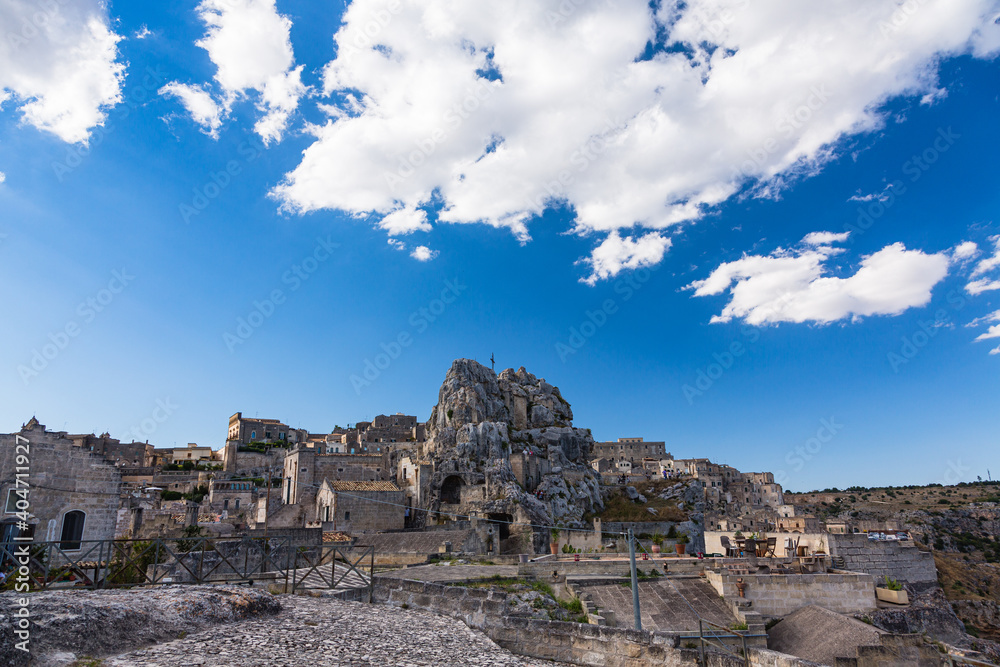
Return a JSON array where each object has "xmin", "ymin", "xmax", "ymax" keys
[
  {"xmin": 334, "ymin": 489, "xmax": 405, "ymax": 532},
  {"xmin": 706, "ymin": 571, "xmax": 876, "ymax": 618},
  {"xmin": 372, "ymin": 577, "xmax": 689, "ymax": 666},
  {"xmin": 828, "ymin": 534, "xmax": 937, "ymax": 584},
  {"xmin": 370, "ymin": 576, "xmax": 823, "ymax": 667},
  {"xmin": 0, "ymin": 427, "xmax": 121, "ymax": 548}
]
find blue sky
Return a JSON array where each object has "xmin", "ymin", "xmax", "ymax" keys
[{"xmin": 2, "ymin": 0, "xmax": 999, "ymax": 492}]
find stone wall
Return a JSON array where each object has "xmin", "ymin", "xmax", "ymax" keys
[
  {"xmin": 706, "ymin": 571, "xmax": 876, "ymax": 618},
  {"xmin": 372, "ymin": 576, "xmax": 688, "ymax": 666},
  {"xmin": 0, "ymin": 422, "xmax": 121, "ymax": 549},
  {"xmin": 369, "ymin": 576, "xmax": 821, "ymax": 667},
  {"xmin": 828, "ymin": 534, "xmax": 937, "ymax": 584},
  {"xmin": 332, "ymin": 488, "xmax": 405, "ymax": 533}
]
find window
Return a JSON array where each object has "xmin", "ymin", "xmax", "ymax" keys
[
  {"xmin": 5, "ymin": 489, "xmax": 20, "ymax": 513},
  {"xmin": 60, "ymin": 511, "xmax": 86, "ymax": 550},
  {"xmin": 234, "ymin": 499, "xmax": 240, "ymax": 509},
  {"xmin": 251, "ymin": 430, "xmax": 256, "ymax": 439},
  {"xmin": 223, "ymin": 499, "xmax": 229, "ymax": 510},
  {"xmin": 344, "ymin": 511, "xmax": 350, "ymax": 521}
]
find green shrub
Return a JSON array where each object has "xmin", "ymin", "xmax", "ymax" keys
[{"xmin": 559, "ymin": 597, "xmax": 583, "ymax": 614}]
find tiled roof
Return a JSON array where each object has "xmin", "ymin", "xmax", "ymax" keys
[{"xmin": 327, "ymin": 480, "xmax": 400, "ymax": 492}]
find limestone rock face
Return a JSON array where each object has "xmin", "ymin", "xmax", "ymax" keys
[{"xmin": 421, "ymin": 359, "xmax": 602, "ymax": 552}]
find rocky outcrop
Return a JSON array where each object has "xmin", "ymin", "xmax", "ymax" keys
[
  {"xmin": 421, "ymin": 360, "xmax": 603, "ymax": 552},
  {"xmin": 0, "ymin": 586, "xmax": 280, "ymax": 666},
  {"xmin": 954, "ymin": 599, "xmax": 1000, "ymax": 640},
  {"xmin": 863, "ymin": 586, "xmax": 969, "ymax": 647}
]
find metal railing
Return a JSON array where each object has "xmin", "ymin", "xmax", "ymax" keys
[
  {"xmin": 695, "ymin": 618, "xmax": 767, "ymax": 667},
  {"xmin": 0, "ymin": 536, "xmax": 374, "ymax": 598}
]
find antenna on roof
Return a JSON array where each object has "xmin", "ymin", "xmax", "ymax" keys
[{"xmin": 491, "ymin": 352, "xmax": 495, "ymax": 372}]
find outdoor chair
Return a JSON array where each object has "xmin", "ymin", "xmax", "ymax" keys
[
  {"xmin": 764, "ymin": 537, "xmax": 777, "ymax": 557},
  {"xmin": 720, "ymin": 536, "xmax": 740, "ymax": 558}
]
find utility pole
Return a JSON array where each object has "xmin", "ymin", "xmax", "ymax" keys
[{"xmin": 628, "ymin": 528, "xmax": 641, "ymax": 631}]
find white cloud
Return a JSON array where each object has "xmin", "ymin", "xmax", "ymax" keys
[
  {"xmin": 971, "ymin": 310, "xmax": 1000, "ymax": 339},
  {"xmin": 687, "ymin": 233, "xmax": 950, "ymax": 325},
  {"xmin": 134, "ymin": 25, "xmax": 152, "ymax": 39},
  {"xmin": 0, "ymin": 172, "xmax": 5, "ymax": 184},
  {"xmin": 580, "ymin": 231, "xmax": 671, "ymax": 285},
  {"xmin": 971, "ymin": 236, "xmax": 1000, "ymax": 276},
  {"xmin": 378, "ymin": 207, "xmax": 431, "ymax": 235},
  {"xmin": 0, "ymin": 0, "xmax": 125, "ymax": 144},
  {"xmin": 953, "ymin": 241, "xmax": 980, "ymax": 261},
  {"xmin": 158, "ymin": 83, "xmax": 223, "ymax": 137},
  {"xmin": 966, "ymin": 278, "xmax": 1000, "ymax": 296},
  {"xmin": 965, "ymin": 310, "xmax": 1000, "ymax": 355},
  {"xmin": 410, "ymin": 245, "xmax": 438, "ymax": 262},
  {"xmin": 272, "ymin": 0, "xmax": 1000, "ymax": 279},
  {"xmin": 848, "ymin": 189, "xmax": 892, "ymax": 203},
  {"xmin": 802, "ymin": 231, "xmax": 851, "ymax": 247},
  {"xmin": 965, "ymin": 236, "xmax": 1000, "ymax": 294},
  {"xmin": 161, "ymin": 0, "xmax": 305, "ymax": 144},
  {"xmin": 972, "ymin": 310, "xmax": 1000, "ymax": 358},
  {"xmin": 388, "ymin": 238, "xmax": 406, "ymax": 251}
]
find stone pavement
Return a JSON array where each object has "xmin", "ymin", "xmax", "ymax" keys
[
  {"xmin": 580, "ymin": 577, "xmax": 737, "ymax": 633},
  {"xmin": 106, "ymin": 595, "xmax": 572, "ymax": 667}
]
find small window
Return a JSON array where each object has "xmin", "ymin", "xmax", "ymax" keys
[
  {"xmin": 223, "ymin": 499, "xmax": 229, "ymax": 510},
  {"xmin": 235, "ymin": 499, "xmax": 240, "ymax": 509},
  {"xmin": 251, "ymin": 431, "xmax": 256, "ymax": 439},
  {"xmin": 60, "ymin": 510, "xmax": 86, "ymax": 550},
  {"xmin": 344, "ymin": 511, "xmax": 350, "ymax": 521},
  {"xmin": 5, "ymin": 489, "xmax": 21, "ymax": 513}
]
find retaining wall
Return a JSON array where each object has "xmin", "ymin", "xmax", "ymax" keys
[
  {"xmin": 368, "ymin": 577, "xmax": 821, "ymax": 667},
  {"xmin": 705, "ymin": 571, "xmax": 876, "ymax": 618},
  {"xmin": 827, "ymin": 534, "xmax": 937, "ymax": 584}
]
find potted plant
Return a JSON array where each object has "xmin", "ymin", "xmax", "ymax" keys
[
  {"xmin": 876, "ymin": 576, "xmax": 908, "ymax": 605},
  {"xmin": 550, "ymin": 528, "xmax": 560, "ymax": 555},
  {"xmin": 651, "ymin": 533, "xmax": 664, "ymax": 554},
  {"xmin": 675, "ymin": 533, "xmax": 690, "ymax": 555}
]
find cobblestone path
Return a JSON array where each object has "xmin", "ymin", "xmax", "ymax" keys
[{"xmin": 106, "ymin": 595, "xmax": 572, "ymax": 667}]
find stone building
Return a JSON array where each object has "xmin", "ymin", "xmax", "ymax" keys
[
  {"xmin": 592, "ymin": 437, "xmax": 668, "ymax": 463},
  {"xmin": 256, "ymin": 445, "xmax": 390, "ymax": 530},
  {"xmin": 208, "ymin": 480, "xmax": 257, "ymax": 514},
  {"xmin": 324, "ymin": 413, "xmax": 427, "ymax": 455},
  {"xmin": 314, "ymin": 480, "xmax": 404, "ymax": 532},
  {"xmin": 70, "ymin": 432, "xmax": 154, "ymax": 467},
  {"xmin": 777, "ymin": 514, "xmax": 822, "ymax": 533},
  {"xmin": 396, "ymin": 455, "xmax": 432, "ymax": 526},
  {"xmin": 0, "ymin": 418, "xmax": 121, "ymax": 551},
  {"xmin": 283, "ymin": 447, "xmax": 387, "ymax": 506},
  {"xmin": 227, "ymin": 412, "xmax": 308, "ymax": 445},
  {"xmin": 166, "ymin": 443, "xmax": 216, "ymax": 464}
]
